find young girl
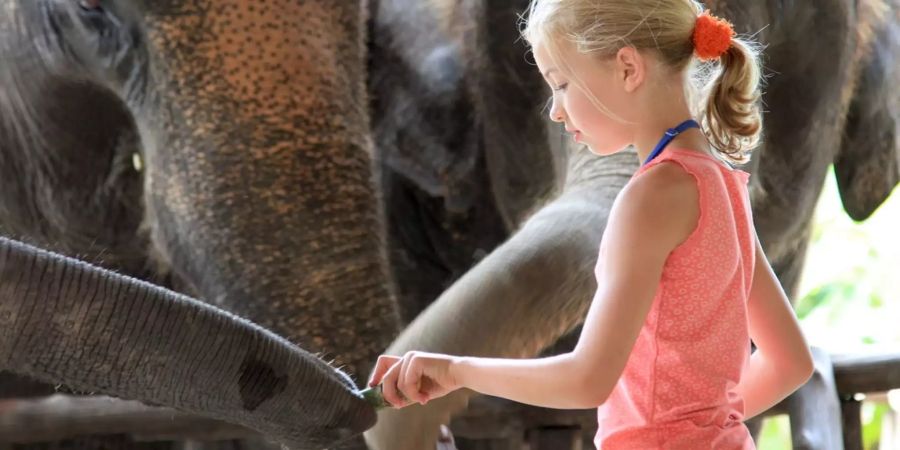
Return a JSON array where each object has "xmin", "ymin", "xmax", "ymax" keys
[{"xmin": 368, "ymin": 0, "xmax": 815, "ymax": 448}]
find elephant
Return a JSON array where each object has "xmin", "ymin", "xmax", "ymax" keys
[
  {"xmin": 1, "ymin": 0, "xmax": 397, "ymax": 448},
  {"xmin": 0, "ymin": 0, "xmax": 897, "ymax": 450}
]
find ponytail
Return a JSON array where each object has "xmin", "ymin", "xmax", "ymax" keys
[{"xmin": 700, "ymin": 37, "xmax": 763, "ymax": 164}]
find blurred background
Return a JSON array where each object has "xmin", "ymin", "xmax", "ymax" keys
[{"xmin": 758, "ymin": 166, "xmax": 900, "ymax": 449}]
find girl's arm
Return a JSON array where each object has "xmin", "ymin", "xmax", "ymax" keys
[
  {"xmin": 735, "ymin": 236, "xmax": 815, "ymax": 420},
  {"xmin": 450, "ymin": 352, "xmax": 602, "ymax": 409},
  {"xmin": 455, "ymin": 164, "xmax": 698, "ymax": 409},
  {"xmin": 371, "ymin": 163, "xmax": 699, "ymax": 410}
]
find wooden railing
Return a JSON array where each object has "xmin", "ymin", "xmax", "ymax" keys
[
  {"xmin": 0, "ymin": 348, "xmax": 898, "ymax": 449},
  {"xmin": 833, "ymin": 350, "xmax": 900, "ymax": 450}
]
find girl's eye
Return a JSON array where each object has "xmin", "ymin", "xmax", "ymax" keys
[{"xmin": 552, "ymin": 83, "xmax": 568, "ymax": 92}]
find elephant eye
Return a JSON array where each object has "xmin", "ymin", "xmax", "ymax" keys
[{"xmin": 78, "ymin": 0, "xmax": 102, "ymax": 10}]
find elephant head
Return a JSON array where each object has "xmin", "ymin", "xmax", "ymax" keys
[
  {"xmin": 1, "ymin": 0, "xmax": 398, "ymax": 380},
  {"xmin": 1, "ymin": 0, "xmax": 400, "ymax": 447}
]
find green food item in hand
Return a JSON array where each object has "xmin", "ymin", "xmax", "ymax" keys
[
  {"xmin": 358, "ymin": 385, "xmax": 411, "ymax": 410},
  {"xmin": 359, "ymin": 385, "xmax": 391, "ymax": 409}
]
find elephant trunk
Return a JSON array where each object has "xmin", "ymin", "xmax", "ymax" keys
[{"xmin": 0, "ymin": 236, "xmax": 374, "ymax": 449}]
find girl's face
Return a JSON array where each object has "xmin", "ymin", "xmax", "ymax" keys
[{"xmin": 532, "ymin": 41, "xmax": 641, "ymax": 156}]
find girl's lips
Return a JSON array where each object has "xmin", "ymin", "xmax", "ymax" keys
[{"xmin": 572, "ymin": 131, "xmax": 581, "ymax": 142}]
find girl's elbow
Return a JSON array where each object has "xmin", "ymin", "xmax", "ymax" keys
[
  {"xmin": 787, "ymin": 347, "xmax": 816, "ymax": 390},
  {"xmin": 578, "ymin": 376, "xmax": 611, "ymax": 407},
  {"xmin": 571, "ymin": 354, "xmax": 612, "ymax": 407},
  {"xmin": 584, "ymin": 386, "xmax": 610, "ymax": 408},
  {"xmin": 798, "ymin": 350, "xmax": 816, "ymax": 384},
  {"xmin": 573, "ymin": 376, "xmax": 611, "ymax": 409},
  {"xmin": 799, "ymin": 345, "xmax": 816, "ymax": 374}
]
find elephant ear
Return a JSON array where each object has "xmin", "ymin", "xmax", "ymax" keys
[{"xmin": 835, "ymin": 6, "xmax": 899, "ymax": 221}]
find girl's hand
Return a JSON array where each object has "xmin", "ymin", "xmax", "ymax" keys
[{"xmin": 367, "ymin": 351, "xmax": 462, "ymax": 408}]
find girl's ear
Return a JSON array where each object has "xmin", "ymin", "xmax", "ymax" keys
[{"xmin": 616, "ymin": 47, "xmax": 645, "ymax": 93}]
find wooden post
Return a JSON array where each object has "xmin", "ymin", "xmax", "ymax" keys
[
  {"xmin": 840, "ymin": 395, "xmax": 863, "ymax": 450},
  {"xmin": 786, "ymin": 347, "xmax": 844, "ymax": 450}
]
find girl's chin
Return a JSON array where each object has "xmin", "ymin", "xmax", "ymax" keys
[
  {"xmin": 584, "ymin": 142, "xmax": 614, "ymax": 155},
  {"xmin": 574, "ymin": 134, "xmax": 628, "ymax": 156},
  {"xmin": 586, "ymin": 143, "xmax": 630, "ymax": 157}
]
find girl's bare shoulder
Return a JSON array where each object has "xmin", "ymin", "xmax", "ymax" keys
[{"xmin": 613, "ymin": 162, "xmax": 699, "ymax": 248}]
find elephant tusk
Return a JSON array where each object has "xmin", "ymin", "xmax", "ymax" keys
[{"xmin": 131, "ymin": 152, "xmax": 143, "ymax": 172}]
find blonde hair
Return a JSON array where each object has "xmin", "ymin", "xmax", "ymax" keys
[{"xmin": 521, "ymin": 0, "xmax": 763, "ymax": 164}]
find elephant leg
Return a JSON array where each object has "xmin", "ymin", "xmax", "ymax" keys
[{"xmin": 786, "ymin": 347, "xmax": 843, "ymax": 450}]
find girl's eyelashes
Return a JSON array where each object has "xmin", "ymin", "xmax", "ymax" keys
[{"xmin": 552, "ymin": 83, "xmax": 569, "ymax": 92}]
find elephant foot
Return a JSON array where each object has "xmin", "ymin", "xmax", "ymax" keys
[{"xmin": 437, "ymin": 425, "xmax": 458, "ymax": 450}]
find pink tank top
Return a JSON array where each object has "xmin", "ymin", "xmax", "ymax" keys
[{"xmin": 594, "ymin": 147, "xmax": 757, "ymax": 449}]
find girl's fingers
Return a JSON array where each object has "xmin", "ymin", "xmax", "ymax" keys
[
  {"xmin": 401, "ymin": 355, "xmax": 426, "ymax": 404},
  {"xmin": 371, "ymin": 352, "xmax": 444, "ymax": 408},
  {"xmin": 397, "ymin": 352, "xmax": 416, "ymax": 406},
  {"xmin": 380, "ymin": 361, "xmax": 406, "ymax": 408},
  {"xmin": 368, "ymin": 355, "xmax": 401, "ymax": 387}
]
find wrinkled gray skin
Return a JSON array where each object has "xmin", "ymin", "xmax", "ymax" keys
[
  {"xmin": 0, "ymin": 0, "xmax": 897, "ymax": 449},
  {"xmin": 365, "ymin": 0, "xmax": 899, "ymax": 448},
  {"xmin": 0, "ymin": 236, "xmax": 374, "ymax": 449}
]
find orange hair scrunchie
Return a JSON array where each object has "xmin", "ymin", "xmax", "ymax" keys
[{"xmin": 692, "ymin": 11, "xmax": 735, "ymax": 61}]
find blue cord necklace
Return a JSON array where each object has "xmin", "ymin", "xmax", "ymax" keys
[{"xmin": 643, "ymin": 119, "xmax": 700, "ymax": 166}]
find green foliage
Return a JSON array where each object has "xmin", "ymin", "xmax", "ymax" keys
[
  {"xmin": 757, "ymin": 415, "xmax": 791, "ymax": 450},
  {"xmin": 756, "ymin": 166, "xmax": 900, "ymax": 448},
  {"xmin": 862, "ymin": 402, "xmax": 889, "ymax": 449},
  {"xmin": 796, "ymin": 166, "xmax": 900, "ymax": 353}
]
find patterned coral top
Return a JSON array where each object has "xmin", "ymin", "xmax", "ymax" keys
[{"xmin": 595, "ymin": 147, "xmax": 757, "ymax": 449}]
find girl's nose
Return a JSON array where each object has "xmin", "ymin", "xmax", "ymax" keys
[{"xmin": 549, "ymin": 102, "xmax": 565, "ymax": 123}]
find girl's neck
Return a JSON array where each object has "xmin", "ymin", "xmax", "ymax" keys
[
  {"xmin": 633, "ymin": 127, "xmax": 712, "ymax": 164},
  {"xmin": 630, "ymin": 75, "xmax": 712, "ymax": 164},
  {"xmin": 631, "ymin": 107, "xmax": 712, "ymax": 164}
]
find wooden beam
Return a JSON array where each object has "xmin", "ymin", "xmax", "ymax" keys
[
  {"xmin": 0, "ymin": 394, "xmax": 255, "ymax": 443},
  {"xmin": 832, "ymin": 351, "xmax": 900, "ymax": 395}
]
